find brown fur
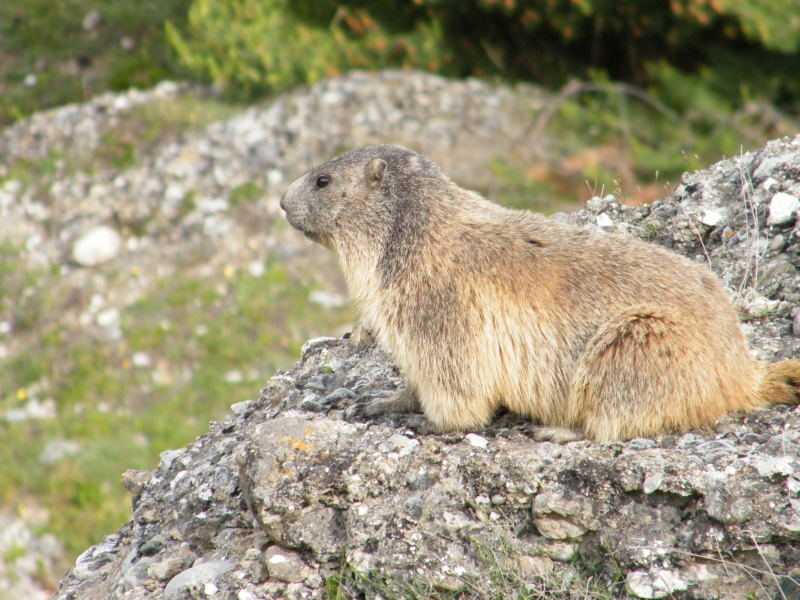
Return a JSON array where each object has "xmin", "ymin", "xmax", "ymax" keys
[{"xmin": 280, "ymin": 145, "xmax": 800, "ymax": 441}]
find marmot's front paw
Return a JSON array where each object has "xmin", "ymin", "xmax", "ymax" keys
[
  {"xmin": 345, "ymin": 392, "xmax": 435, "ymax": 434},
  {"xmin": 346, "ymin": 387, "xmax": 421, "ymax": 419}
]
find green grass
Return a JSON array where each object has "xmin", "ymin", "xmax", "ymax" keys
[
  {"xmin": 0, "ymin": 242, "xmax": 355, "ymax": 559},
  {"xmin": 0, "ymin": 0, "xmax": 192, "ymax": 126}
]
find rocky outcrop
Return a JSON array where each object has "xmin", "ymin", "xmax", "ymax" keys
[{"xmin": 53, "ymin": 131, "xmax": 800, "ymax": 599}]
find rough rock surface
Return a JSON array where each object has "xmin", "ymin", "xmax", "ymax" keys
[{"xmin": 54, "ymin": 132, "xmax": 800, "ymax": 599}]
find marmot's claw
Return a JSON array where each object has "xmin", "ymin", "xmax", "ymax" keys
[{"xmin": 345, "ymin": 396, "xmax": 435, "ymax": 434}]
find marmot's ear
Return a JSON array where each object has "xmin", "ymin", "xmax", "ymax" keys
[{"xmin": 366, "ymin": 158, "xmax": 387, "ymax": 187}]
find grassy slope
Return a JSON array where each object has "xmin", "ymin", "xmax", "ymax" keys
[
  {"xmin": 0, "ymin": 0, "xmax": 190, "ymax": 126},
  {"xmin": 0, "ymin": 89, "xmax": 356, "ymax": 571}
]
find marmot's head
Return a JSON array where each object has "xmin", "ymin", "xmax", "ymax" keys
[{"xmin": 280, "ymin": 145, "xmax": 447, "ymax": 251}]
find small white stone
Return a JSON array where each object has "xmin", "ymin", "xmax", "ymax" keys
[
  {"xmin": 627, "ymin": 569, "xmax": 688, "ymax": 599},
  {"xmin": 165, "ymin": 184, "xmax": 186, "ymax": 202},
  {"xmin": 465, "ymin": 433, "xmax": 489, "ymax": 448},
  {"xmin": 268, "ymin": 554, "xmax": 288, "ymax": 564},
  {"xmin": 198, "ymin": 197, "xmax": 229, "ymax": 213},
  {"xmin": 132, "ymin": 352, "xmax": 151, "ymax": 368},
  {"xmin": 700, "ymin": 209, "xmax": 724, "ymax": 227},
  {"xmin": 762, "ymin": 177, "xmax": 778, "ymax": 191},
  {"xmin": 309, "ymin": 290, "xmax": 347, "ymax": 309},
  {"xmin": 72, "ymin": 226, "xmax": 122, "ymax": 266},
  {"xmin": 642, "ymin": 472, "xmax": 663, "ymax": 494},
  {"xmin": 39, "ymin": 439, "xmax": 82, "ymax": 464},
  {"xmin": 248, "ymin": 261, "xmax": 265, "ymax": 277},
  {"xmin": 224, "ymin": 370, "xmax": 244, "ymax": 384},
  {"xmin": 750, "ymin": 455, "xmax": 794, "ymax": 477},
  {"xmin": 595, "ymin": 213, "xmax": 614, "ymax": 228},
  {"xmin": 743, "ymin": 294, "xmax": 779, "ymax": 318},
  {"xmin": 267, "ymin": 169, "xmax": 284, "ymax": 186},
  {"xmin": 203, "ymin": 582, "xmax": 218, "ymax": 595},
  {"xmin": 767, "ymin": 192, "xmax": 800, "ymax": 226},
  {"xmin": 96, "ymin": 308, "xmax": 122, "ymax": 341}
]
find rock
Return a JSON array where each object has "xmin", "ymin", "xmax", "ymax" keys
[
  {"xmin": 627, "ymin": 569, "xmax": 689, "ymax": 599},
  {"xmin": 72, "ymin": 225, "xmax": 122, "ymax": 266},
  {"xmin": 132, "ymin": 351, "xmax": 151, "ymax": 368},
  {"xmin": 518, "ymin": 555, "xmax": 554, "ymax": 578},
  {"xmin": 95, "ymin": 307, "xmax": 122, "ymax": 341},
  {"xmin": 308, "ymin": 290, "xmax": 347, "ymax": 309},
  {"xmin": 82, "ymin": 9, "xmax": 101, "ymax": 31},
  {"xmin": 39, "ymin": 439, "xmax": 82, "ymax": 464},
  {"xmin": 465, "ymin": 433, "xmax": 489, "ymax": 448},
  {"xmin": 146, "ymin": 545, "xmax": 196, "ymax": 581},
  {"xmin": 595, "ymin": 212, "xmax": 614, "ymax": 228},
  {"xmin": 163, "ymin": 560, "xmax": 235, "ymax": 599},
  {"xmin": 263, "ymin": 546, "xmax": 312, "ymax": 583},
  {"xmin": 768, "ymin": 192, "xmax": 800, "ymax": 226},
  {"xmin": 0, "ymin": 511, "xmax": 64, "ymax": 600},
  {"xmin": 700, "ymin": 208, "xmax": 724, "ymax": 226},
  {"xmin": 533, "ymin": 516, "xmax": 588, "ymax": 540},
  {"xmin": 540, "ymin": 541, "xmax": 577, "ymax": 561}
]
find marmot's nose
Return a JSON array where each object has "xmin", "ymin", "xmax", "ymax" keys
[{"xmin": 279, "ymin": 196, "xmax": 287, "ymax": 211}]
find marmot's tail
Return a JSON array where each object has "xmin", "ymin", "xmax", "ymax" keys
[{"xmin": 759, "ymin": 359, "xmax": 800, "ymax": 405}]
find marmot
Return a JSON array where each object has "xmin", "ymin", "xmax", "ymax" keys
[{"xmin": 280, "ymin": 145, "xmax": 800, "ymax": 441}]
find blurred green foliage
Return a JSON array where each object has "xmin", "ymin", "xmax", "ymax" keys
[
  {"xmin": 164, "ymin": 0, "xmax": 800, "ymax": 187},
  {"xmin": 166, "ymin": 0, "xmax": 448, "ymax": 100},
  {"xmin": 167, "ymin": 0, "xmax": 800, "ymax": 102}
]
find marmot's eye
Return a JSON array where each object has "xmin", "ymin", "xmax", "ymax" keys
[{"xmin": 316, "ymin": 176, "xmax": 330, "ymax": 189}]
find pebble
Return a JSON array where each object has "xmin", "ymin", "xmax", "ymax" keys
[
  {"xmin": 264, "ymin": 546, "xmax": 310, "ymax": 583},
  {"xmin": 700, "ymin": 209, "xmax": 724, "ymax": 226},
  {"xmin": 96, "ymin": 307, "xmax": 122, "ymax": 341},
  {"xmin": 519, "ymin": 555, "xmax": 554, "ymax": 578},
  {"xmin": 767, "ymin": 192, "xmax": 800, "ymax": 226},
  {"xmin": 39, "ymin": 439, "xmax": 82, "ymax": 464},
  {"xmin": 72, "ymin": 225, "xmax": 122, "ymax": 266},
  {"xmin": 534, "ymin": 516, "xmax": 587, "ymax": 540},
  {"xmin": 465, "ymin": 433, "xmax": 489, "ymax": 448},
  {"xmin": 595, "ymin": 213, "xmax": 614, "ymax": 228},
  {"xmin": 642, "ymin": 472, "xmax": 664, "ymax": 494},
  {"xmin": 309, "ymin": 290, "xmax": 347, "ymax": 309},
  {"xmin": 627, "ymin": 569, "xmax": 689, "ymax": 599},
  {"xmin": 132, "ymin": 352, "xmax": 151, "ymax": 368},
  {"xmin": 163, "ymin": 561, "xmax": 235, "ymax": 599}
]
